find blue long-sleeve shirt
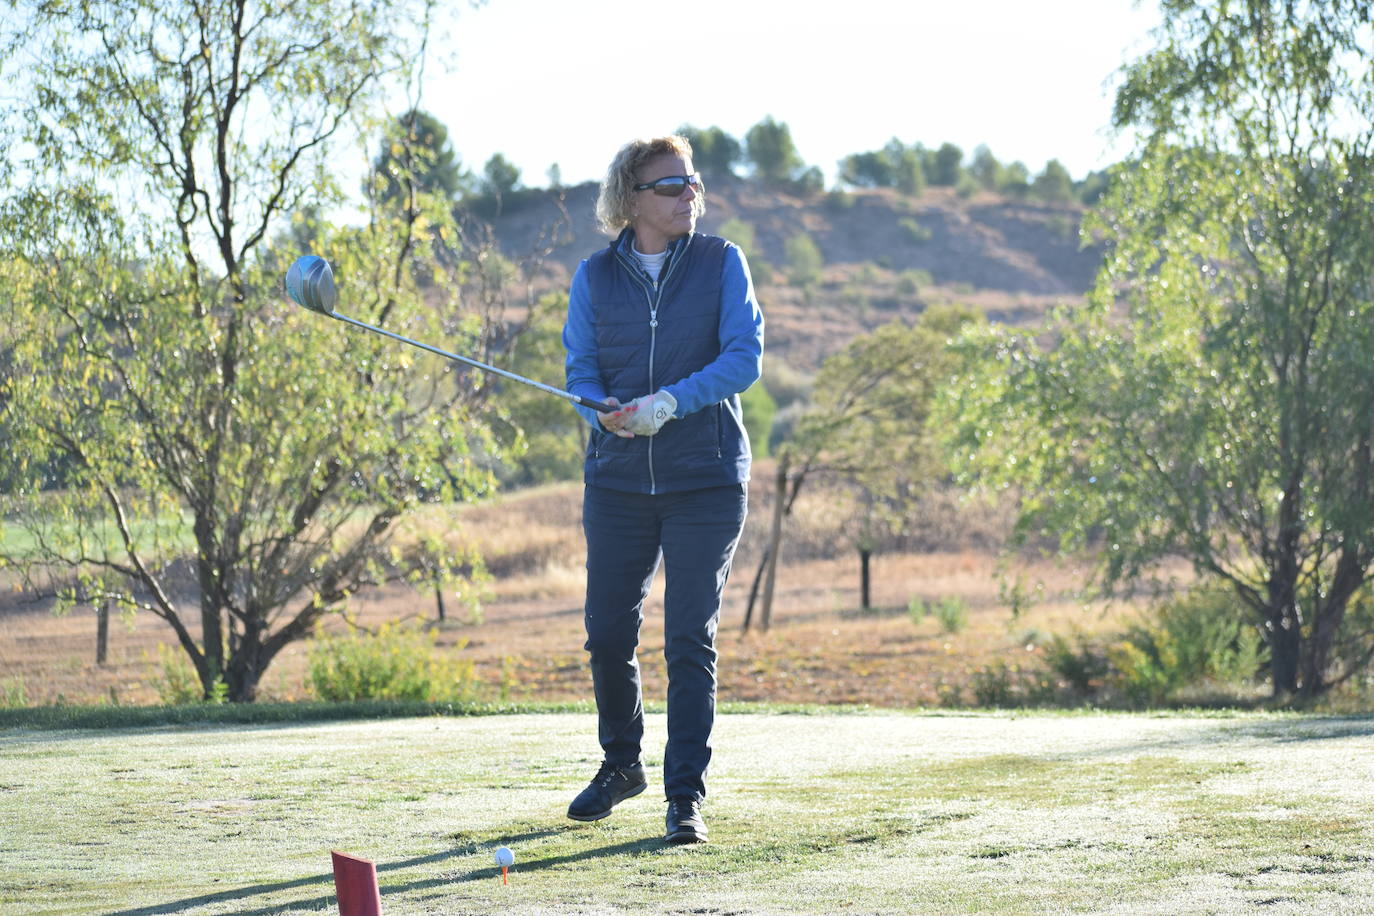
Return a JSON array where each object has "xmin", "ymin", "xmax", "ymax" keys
[{"xmin": 563, "ymin": 236, "xmax": 764, "ymax": 428}]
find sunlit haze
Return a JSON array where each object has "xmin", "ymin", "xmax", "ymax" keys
[{"xmin": 412, "ymin": 0, "xmax": 1163, "ymax": 188}]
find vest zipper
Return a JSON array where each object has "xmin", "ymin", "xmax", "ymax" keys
[
  {"xmin": 647, "ymin": 279, "xmax": 659, "ymax": 495},
  {"xmin": 617, "ymin": 243, "xmax": 684, "ymax": 496}
]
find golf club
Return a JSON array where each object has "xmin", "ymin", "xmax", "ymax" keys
[{"xmin": 284, "ymin": 255, "xmax": 615, "ymax": 414}]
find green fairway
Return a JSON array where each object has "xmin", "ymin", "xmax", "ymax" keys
[{"xmin": 4, "ymin": 710, "xmax": 1373, "ymax": 914}]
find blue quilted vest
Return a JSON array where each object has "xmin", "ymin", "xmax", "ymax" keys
[{"xmin": 582, "ymin": 230, "xmax": 751, "ymax": 494}]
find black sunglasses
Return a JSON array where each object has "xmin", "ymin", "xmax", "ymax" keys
[{"xmin": 633, "ymin": 173, "xmax": 704, "ymax": 197}]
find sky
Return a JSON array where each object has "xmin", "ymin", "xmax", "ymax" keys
[{"xmin": 409, "ymin": 0, "xmax": 1164, "ymax": 189}]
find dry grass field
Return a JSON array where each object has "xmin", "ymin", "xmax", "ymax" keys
[
  {"xmin": 0, "ymin": 461, "xmax": 1181, "ymax": 710},
  {"xmin": 2, "ymin": 180, "xmax": 1119, "ymax": 714}
]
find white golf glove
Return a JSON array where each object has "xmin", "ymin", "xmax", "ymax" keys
[{"xmin": 623, "ymin": 390, "xmax": 678, "ymax": 437}]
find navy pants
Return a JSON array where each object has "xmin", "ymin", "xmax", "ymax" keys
[{"xmin": 582, "ymin": 482, "xmax": 748, "ymax": 802}]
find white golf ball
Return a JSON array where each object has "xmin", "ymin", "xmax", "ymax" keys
[{"xmin": 494, "ymin": 846, "xmax": 515, "ymax": 867}]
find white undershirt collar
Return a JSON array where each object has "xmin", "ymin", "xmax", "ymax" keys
[{"xmin": 631, "ymin": 244, "xmax": 668, "ymax": 283}]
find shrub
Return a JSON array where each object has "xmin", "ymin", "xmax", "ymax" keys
[
  {"xmin": 1042, "ymin": 633, "xmax": 1110, "ymax": 696},
  {"xmin": 970, "ymin": 661, "xmax": 1059, "ymax": 708},
  {"xmin": 308, "ymin": 621, "xmax": 476, "ymax": 703},
  {"xmin": 718, "ymin": 217, "xmax": 759, "ymax": 262},
  {"xmin": 825, "ymin": 190, "xmax": 857, "ymax": 210},
  {"xmin": 934, "ymin": 596, "xmax": 969, "ymax": 634},
  {"xmin": 751, "ymin": 259, "xmax": 775, "ymax": 287},
  {"xmin": 1047, "ymin": 213, "xmax": 1078, "ymax": 242},
  {"xmin": 935, "ymin": 677, "xmax": 964, "ymax": 708},
  {"xmin": 899, "ymin": 218, "xmax": 932, "ymax": 244},
  {"xmin": 784, "ymin": 233, "xmax": 823, "ymax": 287},
  {"xmin": 970, "ymin": 662, "xmax": 1017, "ymax": 707},
  {"xmin": 739, "ymin": 381, "xmax": 777, "ymax": 458},
  {"xmin": 1108, "ymin": 639, "xmax": 1180, "ymax": 706},
  {"xmin": 717, "ymin": 218, "xmax": 773, "ymax": 285},
  {"xmin": 0, "ymin": 677, "xmax": 28, "ymax": 709},
  {"xmin": 910, "ymin": 596, "xmax": 969, "ymax": 633},
  {"xmin": 896, "ymin": 269, "xmax": 932, "ymax": 296},
  {"xmin": 1110, "ymin": 586, "xmax": 1267, "ymax": 705},
  {"xmin": 149, "ymin": 643, "xmax": 224, "ymax": 705}
]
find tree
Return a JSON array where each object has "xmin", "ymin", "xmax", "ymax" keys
[
  {"xmin": 745, "ymin": 116, "xmax": 804, "ymax": 185},
  {"xmin": 744, "ymin": 306, "xmax": 980, "ymax": 631},
  {"xmin": 677, "ymin": 125, "xmax": 742, "ymax": 179},
  {"xmin": 943, "ymin": 1, "xmax": 1374, "ymax": 699},
  {"xmin": 481, "ymin": 154, "xmax": 521, "ymax": 198},
  {"xmin": 794, "ymin": 165, "xmax": 826, "ymax": 194},
  {"xmin": 0, "ymin": 0, "xmax": 508, "ymax": 702},
  {"xmin": 369, "ymin": 108, "xmax": 471, "ymax": 211},
  {"xmin": 1030, "ymin": 159, "xmax": 1075, "ymax": 204},
  {"xmin": 468, "ymin": 152, "xmax": 524, "ymax": 218},
  {"xmin": 838, "ymin": 139, "xmax": 924, "ymax": 196},
  {"xmin": 1075, "ymin": 169, "xmax": 1111, "ymax": 206},
  {"xmin": 969, "ymin": 145, "xmax": 1005, "ymax": 191},
  {"xmin": 487, "ymin": 291, "xmax": 588, "ymax": 487},
  {"xmin": 931, "ymin": 143, "xmax": 965, "ymax": 186},
  {"xmin": 999, "ymin": 161, "xmax": 1032, "ymax": 198},
  {"xmin": 839, "ymin": 150, "xmax": 893, "ymax": 188},
  {"xmin": 884, "ymin": 140, "xmax": 926, "ymax": 196}
]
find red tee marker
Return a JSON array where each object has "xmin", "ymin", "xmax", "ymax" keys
[{"xmin": 331, "ymin": 851, "xmax": 382, "ymax": 916}]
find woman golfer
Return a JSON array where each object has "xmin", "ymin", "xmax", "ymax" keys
[{"xmin": 562, "ymin": 135, "xmax": 763, "ymax": 843}]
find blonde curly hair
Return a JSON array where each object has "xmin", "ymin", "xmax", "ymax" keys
[{"xmin": 596, "ymin": 135, "xmax": 706, "ymax": 235}]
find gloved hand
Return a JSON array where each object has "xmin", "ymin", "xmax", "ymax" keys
[{"xmin": 623, "ymin": 390, "xmax": 677, "ymax": 437}]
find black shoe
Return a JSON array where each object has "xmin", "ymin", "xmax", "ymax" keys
[
  {"xmin": 664, "ymin": 796, "xmax": 707, "ymax": 844},
  {"xmin": 566, "ymin": 761, "xmax": 647, "ymax": 822}
]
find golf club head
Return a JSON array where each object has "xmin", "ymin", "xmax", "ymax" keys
[{"xmin": 285, "ymin": 255, "xmax": 338, "ymax": 315}]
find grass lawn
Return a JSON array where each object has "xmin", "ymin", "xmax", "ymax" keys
[{"xmin": 4, "ymin": 709, "xmax": 1374, "ymax": 914}]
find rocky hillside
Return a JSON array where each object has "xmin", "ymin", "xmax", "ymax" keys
[{"xmin": 488, "ymin": 177, "xmax": 1103, "ymax": 372}]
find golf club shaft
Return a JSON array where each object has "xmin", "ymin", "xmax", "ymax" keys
[{"xmin": 331, "ymin": 312, "xmax": 616, "ymax": 413}]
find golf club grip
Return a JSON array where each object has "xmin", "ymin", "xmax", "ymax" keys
[{"xmin": 582, "ymin": 397, "xmax": 617, "ymax": 414}]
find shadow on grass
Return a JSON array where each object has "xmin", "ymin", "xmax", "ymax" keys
[
  {"xmin": 1256, "ymin": 715, "xmax": 1374, "ymax": 742},
  {"xmin": 1053, "ymin": 713, "xmax": 1374, "ymax": 763},
  {"xmin": 104, "ymin": 824, "xmax": 674, "ymax": 915},
  {"xmin": 0, "ymin": 699, "xmax": 597, "ymax": 739}
]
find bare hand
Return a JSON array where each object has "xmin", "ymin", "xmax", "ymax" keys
[{"xmin": 596, "ymin": 397, "xmax": 638, "ymax": 438}]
